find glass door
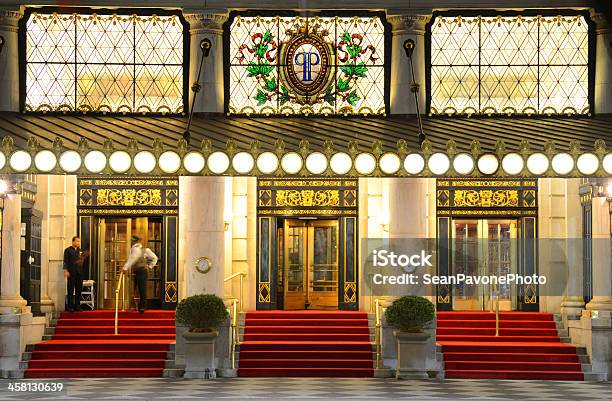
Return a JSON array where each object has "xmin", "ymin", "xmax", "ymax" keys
[{"xmin": 283, "ymin": 220, "xmax": 307, "ymax": 309}]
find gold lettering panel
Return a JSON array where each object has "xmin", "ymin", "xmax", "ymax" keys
[
  {"xmin": 97, "ymin": 189, "xmax": 162, "ymax": 207},
  {"xmin": 276, "ymin": 189, "xmax": 339, "ymax": 207},
  {"xmin": 453, "ymin": 190, "xmax": 518, "ymax": 208}
]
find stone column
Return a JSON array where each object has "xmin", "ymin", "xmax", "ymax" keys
[
  {"xmin": 184, "ymin": 10, "xmax": 229, "ymax": 114},
  {"xmin": 34, "ymin": 176, "xmax": 54, "ymax": 314},
  {"xmin": 387, "ymin": 14, "xmax": 430, "ymax": 115},
  {"xmin": 592, "ymin": 11, "xmax": 612, "ymax": 114},
  {"xmin": 0, "ymin": 8, "xmax": 22, "ymax": 112},
  {"xmin": 388, "ymin": 178, "xmax": 428, "ymax": 238},
  {"xmin": 0, "ymin": 193, "xmax": 27, "ymax": 313},
  {"xmin": 585, "ymin": 196, "xmax": 612, "ymax": 312}
]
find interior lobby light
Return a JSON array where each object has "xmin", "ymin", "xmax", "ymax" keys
[
  {"xmin": 281, "ymin": 152, "xmax": 303, "ymax": 174},
  {"xmin": 330, "ymin": 152, "xmax": 352, "ymax": 175},
  {"xmin": 453, "ymin": 153, "xmax": 474, "ymax": 175},
  {"xmin": 428, "ymin": 152, "xmax": 450, "ymax": 175},
  {"xmin": 354, "ymin": 153, "xmax": 376, "ymax": 175},
  {"xmin": 183, "ymin": 151, "xmax": 205, "ymax": 174},
  {"xmin": 34, "ymin": 149, "xmax": 57, "ymax": 172},
  {"xmin": 526, "ymin": 153, "xmax": 549, "ymax": 175},
  {"xmin": 305, "ymin": 152, "xmax": 328, "ymax": 175},
  {"xmin": 404, "ymin": 153, "xmax": 425, "ymax": 174},
  {"xmin": 159, "ymin": 151, "xmax": 181, "ymax": 174},
  {"xmin": 576, "ymin": 153, "xmax": 599, "ymax": 175},
  {"xmin": 84, "ymin": 150, "xmax": 107, "ymax": 173},
  {"xmin": 256, "ymin": 152, "xmax": 278, "ymax": 174},
  {"xmin": 501, "ymin": 153, "xmax": 524, "ymax": 175},
  {"xmin": 603, "ymin": 153, "xmax": 612, "ymax": 175},
  {"xmin": 232, "ymin": 152, "xmax": 255, "ymax": 174},
  {"xmin": 379, "ymin": 152, "xmax": 401, "ymax": 174},
  {"xmin": 477, "ymin": 153, "xmax": 499, "ymax": 175},
  {"xmin": 551, "ymin": 153, "xmax": 574, "ymax": 175},
  {"xmin": 134, "ymin": 151, "xmax": 157, "ymax": 173},
  {"xmin": 208, "ymin": 151, "xmax": 230, "ymax": 174},
  {"xmin": 9, "ymin": 150, "xmax": 32, "ymax": 172},
  {"xmin": 59, "ymin": 150, "xmax": 82, "ymax": 172},
  {"xmin": 108, "ymin": 150, "xmax": 131, "ymax": 173}
]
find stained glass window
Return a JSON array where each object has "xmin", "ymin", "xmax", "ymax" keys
[
  {"xmin": 25, "ymin": 12, "xmax": 185, "ymax": 113},
  {"xmin": 228, "ymin": 15, "xmax": 386, "ymax": 115},
  {"xmin": 430, "ymin": 15, "xmax": 589, "ymax": 115}
]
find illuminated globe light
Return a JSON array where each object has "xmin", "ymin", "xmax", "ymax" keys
[
  {"xmin": 576, "ymin": 153, "xmax": 599, "ymax": 175},
  {"xmin": 108, "ymin": 150, "xmax": 131, "ymax": 173},
  {"xmin": 0, "ymin": 152, "xmax": 5, "ymax": 170},
  {"xmin": 305, "ymin": 152, "xmax": 328, "ymax": 175},
  {"xmin": 551, "ymin": 153, "xmax": 574, "ymax": 175},
  {"xmin": 502, "ymin": 153, "xmax": 524, "ymax": 175},
  {"xmin": 84, "ymin": 150, "xmax": 107, "ymax": 173},
  {"xmin": 256, "ymin": 152, "xmax": 279, "ymax": 174},
  {"xmin": 208, "ymin": 151, "xmax": 230, "ymax": 174},
  {"xmin": 330, "ymin": 152, "xmax": 352, "ymax": 175},
  {"xmin": 477, "ymin": 153, "xmax": 499, "ymax": 175},
  {"xmin": 233, "ymin": 152, "xmax": 255, "ymax": 174},
  {"xmin": 526, "ymin": 153, "xmax": 549, "ymax": 175},
  {"xmin": 10, "ymin": 150, "xmax": 32, "ymax": 172},
  {"xmin": 281, "ymin": 152, "xmax": 303, "ymax": 174},
  {"xmin": 428, "ymin": 152, "xmax": 450, "ymax": 175},
  {"xmin": 603, "ymin": 153, "xmax": 612, "ymax": 175},
  {"xmin": 404, "ymin": 153, "xmax": 425, "ymax": 174},
  {"xmin": 183, "ymin": 151, "xmax": 205, "ymax": 174},
  {"xmin": 354, "ymin": 153, "xmax": 376, "ymax": 175},
  {"xmin": 379, "ymin": 152, "xmax": 401, "ymax": 174},
  {"xmin": 59, "ymin": 150, "xmax": 82, "ymax": 173},
  {"xmin": 34, "ymin": 150, "xmax": 57, "ymax": 172},
  {"xmin": 452, "ymin": 153, "xmax": 474, "ymax": 175},
  {"xmin": 159, "ymin": 151, "xmax": 181, "ymax": 173},
  {"xmin": 134, "ymin": 151, "xmax": 156, "ymax": 173}
]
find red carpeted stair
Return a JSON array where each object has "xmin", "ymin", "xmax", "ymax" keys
[
  {"xmin": 238, "ymin": 310, "xmax": 373, "ymax": 377},
  {"xmin": 437, "ymin": 311, "xmax": 584, "ymax": 380},
  {"xmin": 25, "ymin": 310, "xmax": 175, "ymax": 378}
]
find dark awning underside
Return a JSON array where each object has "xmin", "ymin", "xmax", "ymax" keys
[{"xmin": 0, "ymin": 112, "xmax": 609, "ymax": 153}]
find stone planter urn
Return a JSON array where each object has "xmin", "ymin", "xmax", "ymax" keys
[
  {"xmin": 394, "ymin": 331, "xmax": 431, "ymax": 379},
  {"xmin": 182, "ymin": 330, "xmax": 219, "ymax": 379}
]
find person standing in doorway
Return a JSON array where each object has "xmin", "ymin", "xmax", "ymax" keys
[
  {"xmin": 63, "ymin": 236, "xmax": 88, "ymax": 312},
  {"xmin": 123, "ymin": 235, "xmax": 158, "ymax": 312}
]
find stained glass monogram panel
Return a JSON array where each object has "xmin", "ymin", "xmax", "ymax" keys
[
  {"xmin": 228, "ymin": 15, "xmax": 386, "ymax": 115},
  {"xmin": 25, "ymin": 12, "xmax": 184, "ymax": 113},
  {"xmin": 430, "ymin": 15, "xmax": 589, "ymax": 115}
]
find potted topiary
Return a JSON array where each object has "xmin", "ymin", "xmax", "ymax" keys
[
  {"xmin": 176, "ymin": 294, "xmax": 229, "ymax": 379},
  {"xmin": 385, "ymin": 296, "xmax": 435, "ymax": 379}
]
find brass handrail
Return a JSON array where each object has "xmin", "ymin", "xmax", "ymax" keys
[
  {"xmin": 229, "ymin": 298, "xmax": 239, "ymax": 370},
  {"xmin": 224, "ymin": 272, "xmax": 247, "ymax": 312},
  {"xmin": 114, "ymin": 271, "xmax": 125, "ymax": 335},
  {"xmin": 374, "ymin": 298, "xmax": 383, "ymax": 369}
]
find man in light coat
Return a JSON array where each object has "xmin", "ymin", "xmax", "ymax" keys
[{"xmin": 123, "ymin": 235, "xmax": 158, "ymax": 312}]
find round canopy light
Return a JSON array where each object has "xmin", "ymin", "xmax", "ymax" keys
[
  {"xmin": 354, "ymin": 153, "xmax": 376, "ymax": 175},
  {"xmin": 453, "ymin": 153, "xmax": 474, "ymax": 175},
  {"xmin": 256, "ymin": 152, "xmax": 278, "ymax": 174},
  {"xmin": 428, "ymin": 152, "xmax": 450, "ymax": 175},
  {"xmin": 59, "ymin": 150, "xmax": 82, "ymax": 173},
  {"xmin": 109, "ymin": 151, "xmax": 131, "ymax": 173},
  {"xmin": 526, "ymin": 153, "xmax": 549, "ymax": 175},
  {"xmin": 158, "ymin": 151, "xmax": 181, "ymax": 173},
  {"xmin": 305, "ymin": 152, "xmax": 328, "ymax": 175},
  {"xmin": 603, "ymin": 153, "xmax": 612, "ymax": 175},
  {"xmin": 551, "ymin": 153, "xmax": 574, "ymax": 175},
  {"xmin": 330, "ymin": 152, "xmax": 352, "ymax": 175},
  {"xmin": 502, "ymin": 153, "xmax": 524, "ymax": 175},
  {"xmin": 0, "ymin": 152, "xmax": 5, "ymax": 170},
  {"xmin": 404, "ymin": 153, "xmax": 425, "ymax": 174},
  {"xmin": 208, "ymin": 151, "xmax": 230, "ymax": 174},
  {"xmin": 379, "ymin": 152, "xmax": 401, "ymax": 174},
  {"xmin": 281, "ymin": 152, "xmax": 303, "ymax": 174},
  {"xmin": 84, "ymin": 150, "xmax": 107, "ymax": 173},
  {"xmin": 34, "ymin": 150, "xmax": 57, "ymax": 172},
  {"xmin": 576, "ymin": 153, "xmax": 599, "ymax": 175},
  {"xmin": 183, "ymin": 151, "xmax": 205, "ymax": 174},
  {"xmin": 10, "ymin": 150, "xmax": 32, "ymax": 172},
  {"xmin": 232, "ymin": 152, "xmax": 255, "ymax": 174},
  {"xmin": 134, "ymin": 151, "xmax": 156, "ymax": 174},
  {"xmin": 477, "ymin": 153, "xmax": 499, "ymax": 175}
]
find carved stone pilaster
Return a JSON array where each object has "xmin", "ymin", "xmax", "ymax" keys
[
  {"xmin": 0, "ymin": 8, "xmax": 23, "ymax": 33},
  {"xmin": 387, "ymin": 14, "xmax": 430, "ymax": 36},
  {"xmin": 590, "ymin": 11, "xmax": 612, "ymax": 35},
  {"xmin": 185, "ymin": 11, "xmax": 229, "ymax": 35}
]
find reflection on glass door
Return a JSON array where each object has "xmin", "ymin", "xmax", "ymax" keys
[
  {"xmin": 452, "ymin": 219, "xmax": 517, "ymax": 311},
  {"xmin": 283, "ymin": 219, "xmax": 339, "ymax": 310}
]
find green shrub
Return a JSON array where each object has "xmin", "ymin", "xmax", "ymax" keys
[
  {"xmin": 176, "ymin": 294, "xmax": 229, "ymax": 331},
  {"xmin": 384, "ymin": 296, "xmax": 435, "ymax": 332}
]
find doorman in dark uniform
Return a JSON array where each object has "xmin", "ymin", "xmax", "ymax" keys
[
  {"xmin": 63, "ymin": 236, "xmax": 89, "ymax": 312},
  {"xmin": 123, "ymin": 235, "xmax": 158, "ymax": 312}
]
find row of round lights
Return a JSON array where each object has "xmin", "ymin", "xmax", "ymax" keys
[{"xmin": 0, "ymin": 148, "xmax": 610, "ymax": 176}]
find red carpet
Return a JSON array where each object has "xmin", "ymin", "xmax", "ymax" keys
[
  {"xmin": 437, "ymin": 311, "xmax": 584, "ymax": 380},
  {"xmin": 25, "ymin": 310, "xmax": 175, "ymax": 378},
  {"xmin": 238, "ymin": 311, "xmax": 373, "ymax": 377}
]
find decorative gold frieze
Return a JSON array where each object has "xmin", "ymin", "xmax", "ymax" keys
[
  {"xmin": 343, "ymin": 189, "xmax": 357, "ymax": 207},
  {"xmin": 258, "ymin": 209, "xmax": 352, "ymax": 216},
  {"xmin": 258, "ymin": 283, "xmax": 271, "ymax": 303},
  {"xmin": 97, "ymin": 188, "xmax": 162, "ymax": 207},
  {"xmin": 78, "ymin": 208, "xmax": 178, "ymax": 216},
  {"xmin": 453, "ymin": 189, "xmax": 519, "ymax": 208},
  {"xmin": 258, "ymin": 179, "xmax": 357, "ymax": 188},
  {"xmin": 276, "ymin": 189, "xmax": 339, "ymax": 207},
  {"xmin": 344, "ymin": 283, "xmax": 356, "ymax": 303},
  {"xmin": 437, "ymin": 189, "xmax": 450, "ymax": 207},
  {"xmin": 164, "ymin": 282, "xmax": 178, "ymax": 303}
]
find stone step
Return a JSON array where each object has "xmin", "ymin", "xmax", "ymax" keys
[{"xmin": 162, "ymin": 368, "xmax": 184, "ymax": 378}]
